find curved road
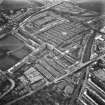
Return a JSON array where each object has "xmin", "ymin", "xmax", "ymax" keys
[{"xmin": 0, "ymin": 79, "xmax": 15, "ymax": 100}]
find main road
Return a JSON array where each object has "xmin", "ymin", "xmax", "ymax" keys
[{"xmin": 69, "ymin": 30, "xmax": 97, "ymax": 105}]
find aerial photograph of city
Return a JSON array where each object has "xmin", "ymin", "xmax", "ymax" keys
[{"xmin": 0, "ymin": 0, "xmax": 105, "ymax": 105}]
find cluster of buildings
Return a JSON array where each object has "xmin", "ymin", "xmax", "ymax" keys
[{"xmin": 0, "ymin": 1, "xmax": 105, "ymax": 105}]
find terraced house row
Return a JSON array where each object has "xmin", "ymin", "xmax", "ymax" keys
[{"xmin": 0, "ymin": 1, "xmax": 105, "ymax": 105}]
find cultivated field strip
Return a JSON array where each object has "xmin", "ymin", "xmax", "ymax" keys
[
  {"xmin": 28, "ymin": 44, "xmax": 76, "ymax": 84},
  {"xmin": 45, "ymin": 56, "xmax": 66, "ymax": 75},
  {"xmin": 21, "ymin": 11, "xmax": 63, "ymax": 34},
  {"xmin": 28, "ymin": 20, "xmax": 90, "ymax": 50},
  {"xmin": 17, "ymin": 8, "xmax": 90, "ymax": 52}
]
